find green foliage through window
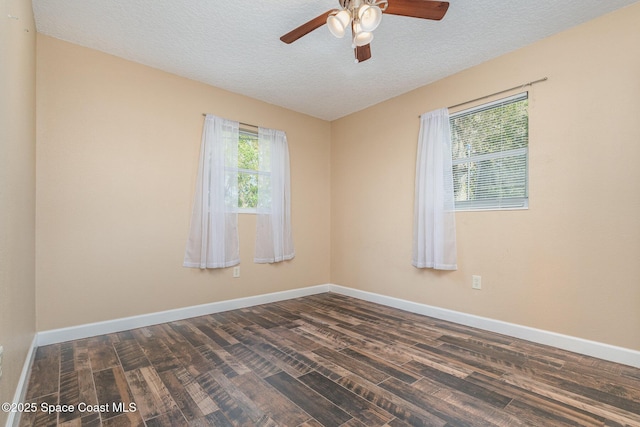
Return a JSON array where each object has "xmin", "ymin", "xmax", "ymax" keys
[
  {"xmin": 450, "ymin": 92, "xmax": 529, "ymax": 210},
  {"xmin": 238, "ymin": 131, "xmax": 260, "ymax": 209}
]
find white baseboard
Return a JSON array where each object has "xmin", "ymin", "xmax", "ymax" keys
[
  {"xmin": 34, "ymin": 283, "xmax": 639, "ymax": 369},
  {"xmin": 37, "ymin": 284, "xmax": 330, "ymax": 346},
  {"xmin": 328, "ymin": 284, "xmax": 640, "ymax": 368},
  {"xmin": 6, "ymin": 335, "xmax": 38, "ymax": 427}
]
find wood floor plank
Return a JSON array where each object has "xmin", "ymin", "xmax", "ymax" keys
[
  {"xmin": 259, "ymin": 303, "xmax": 303, "ymax": 323},
  {"xmin": 100, "ymin": 411, "xmax": 144, "ymax": 427},
  {"xmin": 18, "ymin": 292, "xmax": 640, "ymax": 427},
  {"xmin": 25, "ymin": 345, "xmax": 60, "ymax": 400},
  {"xmin": 112, "ymin": 340, "xmax": 150, "ymax": 372},
  {"xmin": 437, "ymin": 334, "xmax": 530, "ymax": 368},
  {"xmin": 201, "ymin": 344, "xmax": 252, "ymax": 377},
  {"xmin": 533, "ymin": 368, "xmax": 640, "ymax": 415},
  {"xmin": 60, "ymin": 340, "xmax": 91, "ymax": 374},
  {"xmin": 144, "ymin": 408, "xmax": 188, "ymax": 427},
  {"xmin": 336, "ymin": 374, "xmax": 448, "ymax": 426},
  {"xmin": 156, "ymin": 368, "xmax": 210, "ymax": 422},
  {"xmin": 58, "ymin": 411, "xmax": 101, "ymax": 427},
  {"xmin": 196, "ymin": 345, "xmax": 241, "ymax": 379},
  {"xmin": 194, "ymin": 371, "xmax": 254, "ymax": 425},
  {"xmin": 415, "ymin": 377, "xmax": 524, "ymax": 426},
  {"xmin": 298, "ymin": 370, "xmax": 394, "ymax": 426},
  {"xmin": 254, "ymin": 326, "xmax": 323, "ymax": 353},
  {"xmin": 467, "ymin": 372, "xmax": 607, "ymax": 427},
  {"xmin": 92, "ymin": 366, "xmax": 136, "ymax": 421},
  {"xmin": 502, "ymin": 371, "xmax": 640, "ymax": 425},
  {"xmin": 196, "ymin": 324, "xmax": 234, "ymax": 348},
  {"xmin": 208, "ymin": 369, "xmax": 287, "ymax": 426},
  {"xmin": 294, "ymin": 321, "xmax": 361, "ymax": 350},
  {"xmin": 339, "ymin": 347, "xmax": 420, "ymax": 384},
  {"xmin": 166, "ymin": 340, "xmax": 216, "ymax": 378},
  {"xmin": 145, "ymin": 324, "xmax": 188, "ymax": 347},
  {"xmin": 329, "ymin": 327, "xmax": 423, "ymax": 365},
  {"xmin": 210, "ymin": 310, "xmax": 254, "ymax": 328},
  {"xmin": 225, "ymin": 343, "xmax": 282, "ymax": 379},
  {"xmin": 275, "ymin": 345, "xmax": 352, "ymax": 381},
  {"xmin": 244, "ymin": 304, "xmax": 300, "ymax": 329},
  {"xmin": 400, "ymin": 345, "xmax": 476, "ymax": 379},
  {"xmin": 132, "ymin": 336, "xmax": 182, "ymax": 373},
  {"xmin": 248, "ymin": 341, "xmax": 315, "ymax": 378},
  {"xmin": 313, "ymin": 346, "xmax": 390, "ymax": 384},
  {"xmin": 236, "ymin": 308, "xmax": 280, "ymax": 330},
  {"xmin": 87, "ymin": 335, "xmax": 120, "ymax": 372},
  {"xmin": 378, "ymin": 377, "xmax": 496, "ymax": 427},
  {"xmin": 264, "ymin": 371, "xmax": 353, "ymax": 426},
  {"xmin": 201, "ymin": 410, "xmax": 235, "ymax": 426},
  {"xmin": 504, "ymin": 398, "xmax": 604, "ymax": 427},
  {"xmin": 338, "ymin": 321, "xmax": 421, "ymax": 347},
  {"xmin": 231, "ymin": 371, "xmax": 311, "ymax": 426},
  {"xmin": 168, "ymin": 321, "xmax": 209, "ymax": 348},
  {"xmin": 414, "ymin": 341, "xmax": 507, "ymax": 378},
  {"xmin": 21, "ymin": 393, "xmax": 59, "ymax": 427},
  {"xmin": 560, "ymin": 360, "xmax": 640, "ymax": 397},
  {"xmin": 403, "ymin": 360, "xmax": 512, "ymax": 407},
  {"xmin": 123, "ymin": 366, "xmax": 178, "ymax": 420},
  {"xmin": 58, "ymin": 369, "xmax": 99, "ymax": 424}
]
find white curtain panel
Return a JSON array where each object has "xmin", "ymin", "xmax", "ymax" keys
[
  {"xmin": 183, "ymin": 115, "xmax": 240, "ymax": 268},
  {"xmin": 255, "ymin": 128, "xmax": 295, "ymax": 263},
  {"xmin": 413, "ymin": 108, "xmax": 458, "ymax": 270}
]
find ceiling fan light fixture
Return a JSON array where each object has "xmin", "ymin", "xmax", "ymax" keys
[
  {"xmin": 327, "ymin": 9, "xmax": 351, "ymax": 38},
  {"xmin": 282, "ymin": 0, "xmax": 449, "ymax": 63},
  {"xmin": 358, "ymin": 4, "xmax": 382, "ymax": 32},
  {"xmin": 353, "ymin": 29, "xmax": 373, "ymax": 47}
]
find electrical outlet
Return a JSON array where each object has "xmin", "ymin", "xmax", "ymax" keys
[
  {"xmin": 472, "ymin": 275, "xmax": 482, "ymax": 290},
  {"xmin": 233, "ymin": 266, "xmax": 240, "ymax": 278},
  {"xmin": 0, "ymin": 345, "xmax": 4, "ymax": 380}
]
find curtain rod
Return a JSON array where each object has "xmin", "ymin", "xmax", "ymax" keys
[
  {"xmin": 448, "ymin": 77, "xmax": 548, "ymax": 110},
  {"xmin": 201, "ymin": 113, "xmax": 257, "ymax": 129},
  {"xmin": 418, "ymin": 77, "xmax": 548, "ymax": 117}
]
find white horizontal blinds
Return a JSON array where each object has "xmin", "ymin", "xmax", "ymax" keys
[{"xmin": 450, "ymin": 92, "xmax": 529, "ymax": 210}]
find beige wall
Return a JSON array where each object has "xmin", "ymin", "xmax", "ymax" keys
[
  {"xmin": 331, "ymin": 4, "xmax": 640, "ymax": 351},
  {"xmin": 34, "ymin": 3, "xmax": 640, "ymax": 354},
  {"xmin": 0, "ymin": 0, "xmax": 36, "ymax": 422},
  {"xmin": 36, "ymin": 36, "xmax": 331, "ymax": 331}
]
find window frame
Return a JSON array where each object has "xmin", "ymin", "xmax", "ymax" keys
[
  {"xmin": 449, "ymin": 92, "xmax": 529, "ymax": 212},
  {"xmin": 229, "ymin": 127, "xmax": 267, "ymax": 214}
]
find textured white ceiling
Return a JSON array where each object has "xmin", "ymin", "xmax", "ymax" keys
[{"xmin": 32, "ymin": 0, "xmax": 638, "ymax": 121}]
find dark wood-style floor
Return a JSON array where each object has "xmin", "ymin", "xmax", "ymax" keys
[{"xmin": 19, "ymin": 293, "xmax": 640, "ymax": 426}]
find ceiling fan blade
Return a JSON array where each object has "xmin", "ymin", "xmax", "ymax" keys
[
  {"xmin": 280, "ymin": 10, "xmax": 334, "ymax": 44},
  {"xmin": 355, "ymin": 44, "xmax": 372, "ymax": 63},
  {"xmin": 384, "ymin": 0, "xmax": 449, "ymax": 20}
]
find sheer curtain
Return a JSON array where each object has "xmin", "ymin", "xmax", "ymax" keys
[
  {"xmin": 183, "ymin": 114, "xmax": 240, "ymax": 268},
  {"xmin": 254, "ymin": 127, "xmax": 295, "ymax": 263},
  {"xmin": 412, "ymin": 108, "xmax": 458, "ymax": 270}
]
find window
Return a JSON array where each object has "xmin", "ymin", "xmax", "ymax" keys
[
  {"xmin": 184, "ymin": 115, "xmax": 293, "ymax": 268},
  {"xmin": 450, "ymin": 92, "xmax": 528, "ymax": 211},
  {"xmin": 233, "ymin": 128, "xmax": 270, "ymax": 213}
]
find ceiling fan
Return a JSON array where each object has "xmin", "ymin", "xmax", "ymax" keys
[{"xmin": 280, "ymin": 0, "xmax": 449, "ymax": 63}]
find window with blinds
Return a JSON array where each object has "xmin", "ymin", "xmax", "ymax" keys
[{"xmin": 450, "ymin": 92, "xmax": 528, "ymax": 211}]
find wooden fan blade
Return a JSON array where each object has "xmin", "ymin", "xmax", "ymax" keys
[
  {"xmin": 355, "ymin": 44, "xmax": 372, "ymax": 63},
  {"xmin": 280, "ymin": 10, "xmax": 334, "ymax": 44},
  {"xmin": 384, "ymin": 0, "xmax": 449, "ymax": 20}
]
